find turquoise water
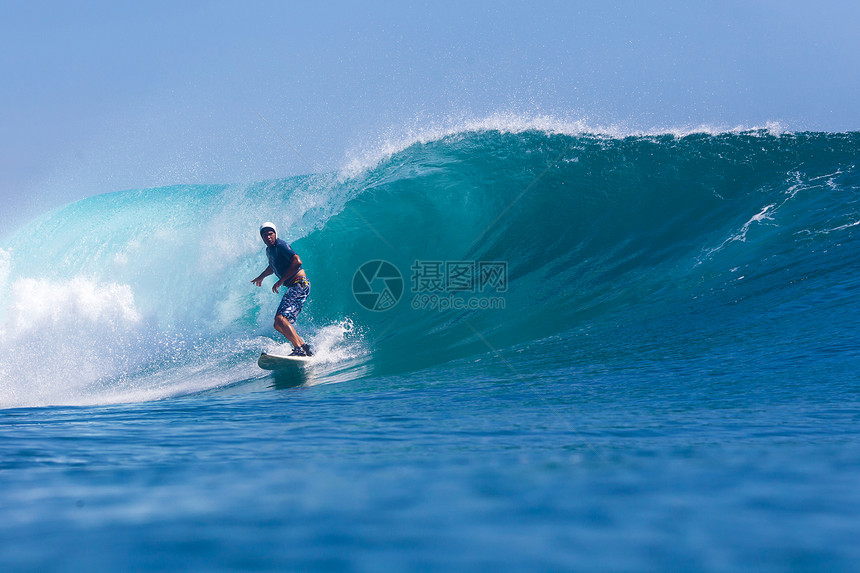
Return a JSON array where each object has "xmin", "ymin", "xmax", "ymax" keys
[{"xmin": 2, "ymin": 127, "xmax": 860, "ymax": 570}]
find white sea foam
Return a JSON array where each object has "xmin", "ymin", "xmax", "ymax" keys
[
  {"xmin": 825, "ymin": 220, "xmax": 860, "ymax": 233},
  {"xmin": 4, "ymin": 276, "xmax": 141, "ymax": 337},
  {"xmin": 699, "ymin": 204, "xmax": 778, "ymax": 263},
  {"xmin": 262, "ymin": 318, "xmax": 365, "ymax": 366},
  {"xmin": 308, "ymin": 318, "xmax": 366, "ymax": 365},
  {"xmin": 0, "ymin": 275, "xmax": 147, "ymax": 408}
]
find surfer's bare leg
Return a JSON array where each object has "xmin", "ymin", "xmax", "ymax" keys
[{"xmin": 274, "ymin": 314, "xmax": 304, "ymax": 348}]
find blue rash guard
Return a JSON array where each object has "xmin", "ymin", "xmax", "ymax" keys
[{"xmin": 266, "ymin": 238, "xmax": 301, "ymax": 282}]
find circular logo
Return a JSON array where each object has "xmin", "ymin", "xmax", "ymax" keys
[{"xmin": 352, "ymin": 260, "xmax": 404, "ymax": 311}]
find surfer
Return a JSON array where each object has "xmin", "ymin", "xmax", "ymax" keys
[{"xmin": 251, "ymin": 222, "xmax": 314, "ymax": 356}]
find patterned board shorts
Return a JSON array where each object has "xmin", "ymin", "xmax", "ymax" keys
[{"xmin": 276, "ymin": 276, "xmax": 310, "ymax": 324}]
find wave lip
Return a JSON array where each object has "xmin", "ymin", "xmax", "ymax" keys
[{"xmin": 339, "ymin": 112, "xmax": 791, "ymax": 178}]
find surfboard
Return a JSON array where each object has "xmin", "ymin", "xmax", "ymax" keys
[{"xmin": 258, "ymin": 352, "xmax": 313, "ymax": 370}]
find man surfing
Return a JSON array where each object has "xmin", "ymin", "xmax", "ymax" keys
[{"xmin": 251, "ymin": 222, "xmax": 314, "ymax": 357}]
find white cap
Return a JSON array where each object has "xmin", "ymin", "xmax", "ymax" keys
[{"xmin": 259, "ymin": 222, "xmax": 277, "ymax": 235}]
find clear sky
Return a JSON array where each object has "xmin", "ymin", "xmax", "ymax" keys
[{"xmin": 2, "ymin": 0, "xmax": 859, "ymax": 235}]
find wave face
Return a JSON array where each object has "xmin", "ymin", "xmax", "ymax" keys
[{"xmin": 2, "ymin": 128, "xmax": 859, "ymax": 407}]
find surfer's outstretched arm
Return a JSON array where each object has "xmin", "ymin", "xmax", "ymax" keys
[{"xmin": 251, "ymin": 265, "xmax": 274, "ymax": 287}]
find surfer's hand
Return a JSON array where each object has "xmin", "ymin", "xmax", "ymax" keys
[
  {"xmin": 251, "ymin": 277, "xmax": 263, "ymax": 287},
  {"xmin": 272, "ymin": 279, "xmax": 284, "ymax": 294}
]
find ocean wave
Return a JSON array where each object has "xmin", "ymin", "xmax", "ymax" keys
[{"xmin": 1, "ymin": 128, "xmax": 858, "ymax": 407}]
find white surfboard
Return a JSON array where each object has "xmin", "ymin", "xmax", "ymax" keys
[{"xmin": 258, "ymin": 352, "xmax": 313, "ymax": 370}]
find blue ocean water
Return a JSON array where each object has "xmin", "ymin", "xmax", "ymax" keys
[{"xmin": 1, "ymin": 125, "xmax": 860, "ymax": 570}]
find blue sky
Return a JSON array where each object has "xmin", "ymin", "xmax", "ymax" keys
[{"xmin": 2, "ymin": 0, "xmax": 859, "ymax": 235}]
